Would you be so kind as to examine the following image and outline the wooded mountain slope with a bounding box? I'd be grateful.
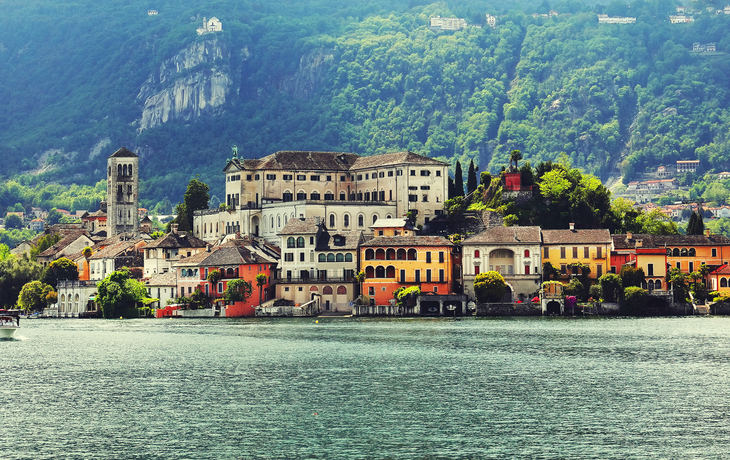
[1,0,730,208]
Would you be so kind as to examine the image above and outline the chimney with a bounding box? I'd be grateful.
[171,223,178,234]
[626,231,632,240]
[706,229,711,237]
[100,201,107,213]
[635,239,643,248]
[569,223,575,231]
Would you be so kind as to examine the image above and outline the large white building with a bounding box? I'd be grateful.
[194,150,449,244]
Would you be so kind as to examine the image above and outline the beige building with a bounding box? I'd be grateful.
[194,150,448,244]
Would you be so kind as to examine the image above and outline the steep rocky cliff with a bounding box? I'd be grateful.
[278,48,334,99]
[136,37,236,132]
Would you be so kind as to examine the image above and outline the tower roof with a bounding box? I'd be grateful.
[109,147,138,158]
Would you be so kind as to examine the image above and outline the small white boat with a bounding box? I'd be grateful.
[0,314,20,339]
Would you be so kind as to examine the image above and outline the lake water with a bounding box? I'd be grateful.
[2,316,730,459]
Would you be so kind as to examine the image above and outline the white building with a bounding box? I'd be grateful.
[197,17,222,35]
[430,16,468,30]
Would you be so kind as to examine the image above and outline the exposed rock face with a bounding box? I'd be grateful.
[278,48,334,98]
[137,37,233,131]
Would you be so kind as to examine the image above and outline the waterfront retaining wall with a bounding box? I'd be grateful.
[476,302,541,316]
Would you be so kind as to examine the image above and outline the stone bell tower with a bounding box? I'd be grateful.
[107,147,139,236]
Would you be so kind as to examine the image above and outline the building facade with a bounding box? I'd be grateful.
[107,147,139,237]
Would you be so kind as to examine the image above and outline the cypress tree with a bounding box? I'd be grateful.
[448,176,456,200]
[455,161,465,197]
[467,159,478,195]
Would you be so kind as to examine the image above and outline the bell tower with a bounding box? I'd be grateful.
[107,147,139,236]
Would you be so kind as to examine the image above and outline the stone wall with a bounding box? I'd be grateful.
[476,302,541,316]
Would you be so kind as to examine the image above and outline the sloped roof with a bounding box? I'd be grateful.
[317,231,363,251]
[463,226,542,244]
[173,250,215,267]
[369,218,414,230]
[612,233,730,249]
[146,272,178,287]
[351,151,448,170]
[226,151,359,172]
[199,244,276,267]
[360,235,454,247]
[541,229,612,245]
[279,217,321,235]
[145,231,207,249]
[89,240,139,260]
[37,231,93,258]
[109,147,138,158]
[710,264,730,275]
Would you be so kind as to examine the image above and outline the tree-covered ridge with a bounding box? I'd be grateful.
[5,0,730,206]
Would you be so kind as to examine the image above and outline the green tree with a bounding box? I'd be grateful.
[31,233,62,261]
[454,161,465,198]
[623,287,648,315]
[207,269,222,295]
[46,208,63,226]
[256,273,267,307]
[4,214,23,230]
[687,211,705,235]
[18,280,54,312]
[355,271,366,298]
[178,177,210,232]
[0,255,42,307]
[474,271,507,303]
[96,269,147,318]
[619,266,645,288]
[40,257,79,289]
[466,159,478,196]
[224,278,253,302]
[599,273,623,303]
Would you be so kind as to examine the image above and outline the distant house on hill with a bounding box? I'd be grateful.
[677,160,700,173]
[597,14,636,23]
[148,10,158,15]
[196,17,222,35]
[429,16,467,30]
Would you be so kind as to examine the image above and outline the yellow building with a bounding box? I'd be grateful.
[541,227,612,281]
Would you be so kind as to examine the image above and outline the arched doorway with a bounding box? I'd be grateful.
[546,300,561,315]
[251,216,260,236]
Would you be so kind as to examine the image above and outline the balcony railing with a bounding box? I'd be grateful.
[276,276,356,284]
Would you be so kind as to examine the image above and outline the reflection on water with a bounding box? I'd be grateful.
[2,317,730,459]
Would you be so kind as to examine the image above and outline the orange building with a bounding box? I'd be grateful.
[611,234,668,291]
[360,235,456,306]
[708,264,730,292]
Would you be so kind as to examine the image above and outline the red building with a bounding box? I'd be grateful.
[196,240,278,316]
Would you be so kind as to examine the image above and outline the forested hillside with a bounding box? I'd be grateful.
[2,0,730,210]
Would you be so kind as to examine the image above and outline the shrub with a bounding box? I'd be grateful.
[474,271,507,303]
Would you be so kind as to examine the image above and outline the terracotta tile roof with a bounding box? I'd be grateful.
[146,272,178,287]
[541,229,612,245]
[89,240,139,260]
[37,231,93,258]
[199,244,276,266]
[350,151,448,170]
[109,147,138,158]
[612,233,730,249]
[173,250,216,267]
[145,231,207,249]
[463,226,542,244]
[317,231,363,251]
[279,217,321,235]
[229,151,359,172]
[361,235,454,247]
[710,264,730,275]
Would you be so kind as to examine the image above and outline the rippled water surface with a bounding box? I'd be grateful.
[2,316,730,459]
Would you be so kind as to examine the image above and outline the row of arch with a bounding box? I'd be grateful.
[318,253,354,262]
[473,249,530,258]
[110,164,134,177]
[180,268,200,278]
[667,248,696,257]
[309,285,348,295]
[365,248,417,261]
[59,293,81,312]
[643,279,663,290]
[282,190,389,202]
[272,213,390,232]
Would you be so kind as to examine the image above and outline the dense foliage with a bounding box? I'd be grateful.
[4,0,730,208]
[96,269,148,318]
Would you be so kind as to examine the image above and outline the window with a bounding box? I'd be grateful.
[596,247,603,258]
[409,195,417,202]
[388,171,394,177]
[439,269,445,282]
[357,174,363,180]
[246,175,252,181]
[266,174,276,180]
[379,172,384,178]
[372,215,378,225]
[287,237,295,248]
[524,250,530,258]
[327,254,335,262]
[415,270,421,283]
[426,269,432,283]
[421,186,430,190]
[310,192,320,200]
[255,174,260,180]
[647,264,654,276]
[283,174,293,181]
[358,215,364,227]
[409,186,418,190]
[596,265,603,277]
[436,170,441,176]
[560,247,566,259]
[345,254,353,263]
[297,174,306,181]
[422,195,428,202]
[397,170,403,176]
[713,248,718,257]
[344,215,350,227]
[340,175,346,181]
[326,175,332,181]
[330,215,335,227]
[410,170,416,176]
[420,170,431,176]
[336,253,344,262]
[318,254,326,263]
[474,265,480,275]
[584,247,589,258]
[340,192,346,201]
[283,192,293,202]
[297,237,305,248]
[426,252,431,263]
[439,252,444,263]
[311,175,320,181]
[300,253,305,262]
[689,262,694,272]
[544,247,549,258]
